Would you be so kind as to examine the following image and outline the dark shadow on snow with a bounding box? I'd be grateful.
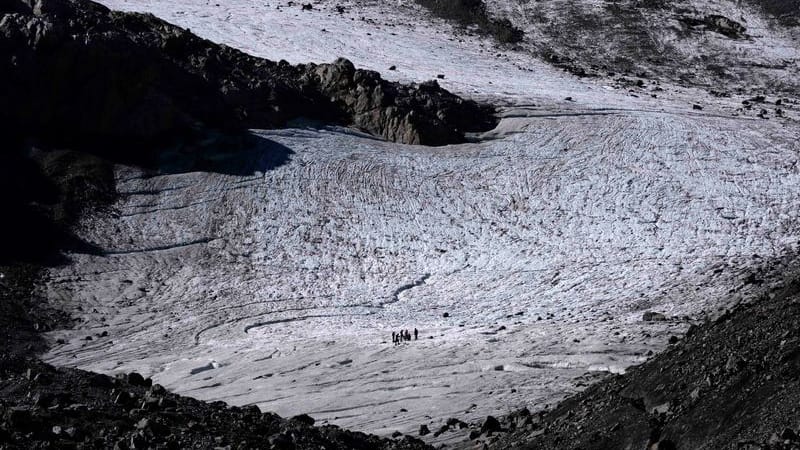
[152,132,295,176]
[0,131,294,265]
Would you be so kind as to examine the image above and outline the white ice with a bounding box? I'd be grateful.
[41,0,800,444]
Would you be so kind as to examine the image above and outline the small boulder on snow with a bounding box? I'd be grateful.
[642,311,666,322]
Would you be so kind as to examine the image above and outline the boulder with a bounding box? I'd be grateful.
[481,415,502,434]
[125,372,150,387]
[642,311,666,322]
[290,413,315,426]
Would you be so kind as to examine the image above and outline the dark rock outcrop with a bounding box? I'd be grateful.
[679,14,747,39]
[0,0,497,269]
[0,0,496,149]
[306,58,494,145]
[414,0,523,44]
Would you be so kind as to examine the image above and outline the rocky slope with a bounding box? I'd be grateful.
[0,0,496,149]
[0,356,433,449]
[421,0,800,96]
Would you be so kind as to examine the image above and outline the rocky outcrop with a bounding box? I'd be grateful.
[679,14,747,39]
[307,58,495,145]
[0,0,496,148]
[0,0,497,265]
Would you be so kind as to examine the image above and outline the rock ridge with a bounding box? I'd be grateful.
[0,0,497,148]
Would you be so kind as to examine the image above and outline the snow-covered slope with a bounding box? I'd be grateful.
[42,0,800,443]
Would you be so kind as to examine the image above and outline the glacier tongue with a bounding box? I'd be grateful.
[41,0,800,442]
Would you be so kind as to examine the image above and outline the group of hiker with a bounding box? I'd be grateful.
[392,328,418,345]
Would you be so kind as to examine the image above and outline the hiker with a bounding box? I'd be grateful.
[414,328,418,340]
[405,330,411,341]
[392,331,396,344]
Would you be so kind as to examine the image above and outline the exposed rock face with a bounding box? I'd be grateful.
[307,58,494,145]
[0,0,496,148]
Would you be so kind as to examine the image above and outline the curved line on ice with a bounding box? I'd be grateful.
[243,313,366,333]
[102,237,216,255]
[379,273,431,308]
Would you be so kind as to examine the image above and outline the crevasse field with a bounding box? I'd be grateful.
[42,0,800,442]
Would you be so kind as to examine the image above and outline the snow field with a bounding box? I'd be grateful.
[41,0,800,443]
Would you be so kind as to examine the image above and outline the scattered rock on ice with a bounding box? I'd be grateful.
[642,311,667,322]
[447,417,468,429]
